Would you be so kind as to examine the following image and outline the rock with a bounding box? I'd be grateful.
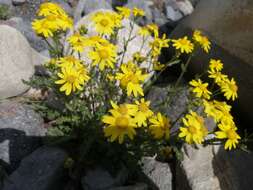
[165,5,183,21]
[12,0,26,6]
[147,84,189,129]
[0,101,46,172]
[7,17,48,51]
[69,9,154,72]
[0,25,48,98]
[176,145,253,190]
[165,0,194,20]
[74,0,112,23]
[169,0,253,125]
[109,183,148,190]
[0,0,12,6]
[81,166,128,190]
[52,0,73,16]
[3,146,68,190]
[141,157,172,190]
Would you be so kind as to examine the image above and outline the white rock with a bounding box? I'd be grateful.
[0,25,47,99]
[165,0,194,16]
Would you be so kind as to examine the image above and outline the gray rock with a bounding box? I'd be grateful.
[141,157,172,190]
[0,25,49,98]
[8,17,47,51]
[0,101,46,171]
[74,0,112,23]
[12,0,26,6]
[3,146,68,190]
[176,145,253,190]
[166,5,183,21]
[0,25,33,98]
[0,0,12,5]
[109,183,148,190]
[169,0,253,125]
[81,166,128,190]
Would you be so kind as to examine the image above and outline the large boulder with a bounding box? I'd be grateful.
[0,25,47,99]
[176,145,253,190]
[168,0,253,124]
[0,101,46,172]
[2,146,68,190]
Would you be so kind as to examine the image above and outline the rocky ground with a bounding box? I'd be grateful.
[1,0,253,190]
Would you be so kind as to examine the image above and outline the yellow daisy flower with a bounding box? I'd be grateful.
[109,101,138,117]
[138,26,150,37]
[88,42,117,71]
[32,19,54,38]
[67,33,87,53]
[172,36,194,54]
[193,30,211,53]
[208,70,228,84]
[203,100,223,123]
[209,59,223,72]
[116,6,131,18]
[55,65,89,96]
[149,113,170,139]
[91,12,115,36]
[150,34,170,57]
[146,23,159,37]
[133,7,145,17]
[189,79,211,99]
[102,102,138,144]
[215,123,240,150]
[37,2,66,17]
[134,98,154,127]
[220,78,238,101]
[115,65,148,97]
[178,111,207,144]
[57,56,82,68]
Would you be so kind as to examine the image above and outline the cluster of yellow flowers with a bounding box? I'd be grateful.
[180,58,239,150]
[102,99,170,143]
[32,2,241,151]
[32,2,73,38]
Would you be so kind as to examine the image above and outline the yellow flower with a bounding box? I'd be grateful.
[67,33,87,53]
[138,26,150,37]
[178,111,207,144]
[116,6,131,18]
[88,42,117,71]
[189,79,211,99]
[55,65,89,96]
[149,113,170,139]
[193,30,211,53]
[150,34,170,57]
[203,100,223,123]
[215,123,240,150]
[91,12,115,36]
[133,7,145,17]
[133,52,146,63]
[109,101,138,117]
[57,56,82,68]
[146,24,159,37]
[220,78,238,101]
[102,102,137,144]
[134,98,153,127]
[172,36,194,54]
[32,19,54,38]
[209,59,223,72]
[208,70,228,84]
[37,2,66,17]
[115,65,148,97]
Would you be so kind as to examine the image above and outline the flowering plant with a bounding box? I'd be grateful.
[28,2,242,176]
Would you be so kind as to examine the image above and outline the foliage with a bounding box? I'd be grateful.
[0,4,10,20]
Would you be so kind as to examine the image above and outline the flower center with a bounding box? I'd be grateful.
[129,74,139,84]
[227,129,237,140]
[139,103,148,112]
[100,19,109,27]
[230,84,238,92]
[118,105,128,115]
[66,75,77,83]
[98,49,109,59]
[115,116,129,129]
[188,125,197,134]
